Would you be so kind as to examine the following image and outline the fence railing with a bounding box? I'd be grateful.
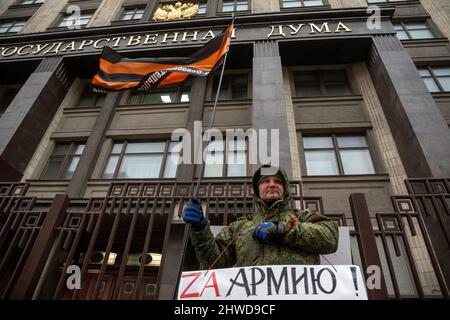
[0,179,448,300]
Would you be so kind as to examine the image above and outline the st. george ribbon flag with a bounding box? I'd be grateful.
[90,23,233,92]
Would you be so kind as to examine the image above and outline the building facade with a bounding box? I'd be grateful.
[0,0,449,300]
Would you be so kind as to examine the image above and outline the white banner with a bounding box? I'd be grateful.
[178,265,367,300]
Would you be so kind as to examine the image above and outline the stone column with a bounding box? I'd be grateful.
[282,67,302,181]
[157,76,207,300]
[420,0,450,40]
[0,0,16,17]
[368,34,450,178]
[0,56,71,181]
[205,0,218,16]
[252,0,280,13]
[86,0,124,28]
[252,40,292,176]
[142,0,159,22]
[66,92,122,198]
[19,0,68,34]
[21,79,83,181]
[352,62,408,195]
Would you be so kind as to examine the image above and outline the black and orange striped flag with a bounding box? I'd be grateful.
[91,23,233,92]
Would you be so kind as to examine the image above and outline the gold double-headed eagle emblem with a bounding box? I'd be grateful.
[153,2,199,21]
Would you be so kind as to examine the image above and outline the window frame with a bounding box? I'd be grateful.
[280,0,326,9]
[118,6,146,21]
[367,0,409,3]
[196,1,208,15]
[0,19,27,33]
[41,142,85,180]
[102,140,181,179]
[207,69,252,101]
[202,137,251,178]
[18,0,45,5]
[76,84,107,107]
[127,79,192,105]
[290,67,355,98]
[301,133,376,176]
[418,65,450,93]
[393,21,435,40]
[53,10,94,29]
[218,0,251,14]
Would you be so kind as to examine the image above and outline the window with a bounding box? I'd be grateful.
[77,86,106,107]
[418,66,450,93]
[0,20,27,33]
[281,0,323,8]
[128,79,191,104]
[394,22,435,40]
[120,7,145,21]
[197,1,207,15]
[367,0,407,3]
[57,12,93,28]
[212,73,249,100]
[20,0,45,4]
[221,0,249,12]
[42,142,85,180]
[204,138,248,177]
[293,69,352,97]
[102,140,182,179]
[303,134,375,176]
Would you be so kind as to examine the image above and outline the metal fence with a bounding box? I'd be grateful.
[0,179,448,300]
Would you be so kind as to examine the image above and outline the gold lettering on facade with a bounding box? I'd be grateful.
[2,46,18,57]
[93,38,111,49]
[161,32,179,43]
[153,2,199,21]
[143,34,158,45]
[309,22,331,33]
[78,40,94,50]
[0,22,357,59]
[61,41,76,52]
[201,30,215,40]
[335,22,352,33]
[17,44,35,56]
[181,31,198,42]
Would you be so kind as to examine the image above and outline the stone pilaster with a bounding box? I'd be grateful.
[252,40,292,176]
[369,34,450,178]
[0,56,71,181]
[19,0,68,34]
[282,67,302,181]
[86,0,124,28]
[21,78,83,181]
[420,0,450,40]
[66,91,121,197]
[0,0,16,17]
[252,0,280,13]
[352,62,408,195]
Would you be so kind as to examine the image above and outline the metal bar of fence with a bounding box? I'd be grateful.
[350,193,389,299]
[9,194,69,299]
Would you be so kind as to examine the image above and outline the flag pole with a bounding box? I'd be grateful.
[174,15,235,299]
[193,15,235,200]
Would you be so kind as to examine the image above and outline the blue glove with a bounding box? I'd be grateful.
[182,198,207,230]
[254,222,285,245]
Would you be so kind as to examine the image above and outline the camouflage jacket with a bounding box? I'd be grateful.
[190,167,339,268]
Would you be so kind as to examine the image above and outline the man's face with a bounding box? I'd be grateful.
[258,176,284,202]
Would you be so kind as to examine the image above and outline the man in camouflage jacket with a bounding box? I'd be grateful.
[182,165,338,268]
